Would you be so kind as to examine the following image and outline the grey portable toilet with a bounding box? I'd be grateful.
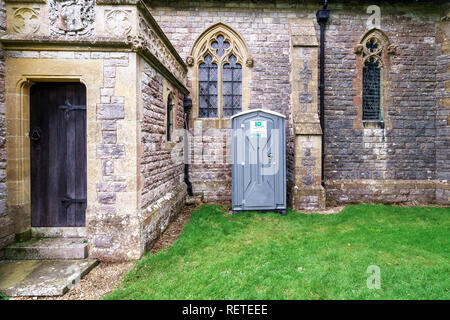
[231,109,286,214]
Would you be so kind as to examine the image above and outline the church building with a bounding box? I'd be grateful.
[0,0,448,261]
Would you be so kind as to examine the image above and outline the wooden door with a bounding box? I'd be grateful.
[30,83,87,227]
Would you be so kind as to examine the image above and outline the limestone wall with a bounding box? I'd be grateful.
[2,51,140,261]
[0,0,14,255]
[0,0,188,261]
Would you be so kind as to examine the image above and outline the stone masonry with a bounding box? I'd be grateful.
[139,60,186,251]
[323,1,448,204]
[151,0,314,205]
[0,0,189,261]
[152,0,449,206]
[290,18,325,210]
[0,0,14,255]
[435,3,450,204]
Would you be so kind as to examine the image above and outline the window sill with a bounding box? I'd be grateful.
[363,121,384,129]
[193,118,232,129]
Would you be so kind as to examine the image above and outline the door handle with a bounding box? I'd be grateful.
[30,127,41,142]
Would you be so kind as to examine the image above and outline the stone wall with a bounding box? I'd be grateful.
[1,49,187,260]
[435,3,449,204]
[151,0,323,203]
[0,0,14,256]
[87,51,140,261]
[0,0,188,261]
[138,59,186,250]
[323,1,446,204]
[151,0,448,206]
[190,125,232,203]
[290,19,324,210]
[2,50,141,261]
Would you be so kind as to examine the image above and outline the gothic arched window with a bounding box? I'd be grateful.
[362,37,383,121]
[189,24,252,122]
[355,29,394,126]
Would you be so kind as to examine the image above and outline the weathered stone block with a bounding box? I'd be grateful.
[97,144,125,159]
[94,235,113,248]
[101,120,117,131]
[98,192,116,204]
[102,159,114,175]
[97,104,124,120]
[102,131,117,144]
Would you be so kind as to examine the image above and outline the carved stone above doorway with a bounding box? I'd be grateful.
[12,7,40,35]
[49,0,95,37]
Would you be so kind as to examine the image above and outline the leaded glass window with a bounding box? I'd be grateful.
[361,37,383,121]
[192,26,250,120]
[222,55,242,117]
[211,35,230,58]
[363,57,381,120]
[198,54,218,118]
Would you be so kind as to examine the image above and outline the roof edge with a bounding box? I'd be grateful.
[230,108,286,120]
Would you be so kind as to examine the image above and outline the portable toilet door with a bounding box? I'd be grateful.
[231,109,286,214]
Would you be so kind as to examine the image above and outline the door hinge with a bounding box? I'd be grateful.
[61,196,86,208]
[58,100,86,116]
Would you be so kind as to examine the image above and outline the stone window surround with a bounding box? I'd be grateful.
[353,28,394,130]
[187,23,252,129]
[163,80,176,148]
[4,59,103,237]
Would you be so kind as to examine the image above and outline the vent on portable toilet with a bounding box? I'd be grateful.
[231,109,286,214]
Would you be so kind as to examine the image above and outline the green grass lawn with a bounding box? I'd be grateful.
[106,204,449,300]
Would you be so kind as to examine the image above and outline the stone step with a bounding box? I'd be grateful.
[2,238,88,260]
[0,259,99,297]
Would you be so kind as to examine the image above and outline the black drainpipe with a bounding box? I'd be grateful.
[183,95,193,196]
[316,0,329,188]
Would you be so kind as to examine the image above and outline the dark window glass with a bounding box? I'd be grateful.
[222,55,242,118]
[198,54,218,118]
[366,39,379,54]
[362,57,381,121]
[167,96,173,141]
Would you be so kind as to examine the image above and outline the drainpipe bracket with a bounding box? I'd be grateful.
[316,9,330,23]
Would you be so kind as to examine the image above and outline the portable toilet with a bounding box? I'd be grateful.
[231,109,286,214]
